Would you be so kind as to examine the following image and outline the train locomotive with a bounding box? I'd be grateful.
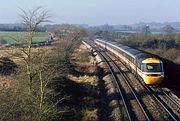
[95,39,164,85]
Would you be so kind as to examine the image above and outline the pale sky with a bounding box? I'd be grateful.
[0,0,179,25]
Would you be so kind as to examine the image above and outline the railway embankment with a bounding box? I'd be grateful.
[61,44,109,121]
[82,41,122,120]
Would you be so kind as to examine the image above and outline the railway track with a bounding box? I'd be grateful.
[97,49,132,121]
[83,40,179,121]
[149,87,180,120]
[86,42,152,120]
[139,82,179,121]
[102,51,153,121]
[157,88,180,109]
[106,48,180,121]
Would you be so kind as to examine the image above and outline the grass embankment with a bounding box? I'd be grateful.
[65,44,102,120]
[0,43,107,121]
[0,45,63,121]
[0,31,49,44]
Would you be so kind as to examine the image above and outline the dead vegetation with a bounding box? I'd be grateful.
[0,17,87,121]
[66,44,100,121]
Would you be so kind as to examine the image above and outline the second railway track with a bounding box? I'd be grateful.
[105,45,180,121]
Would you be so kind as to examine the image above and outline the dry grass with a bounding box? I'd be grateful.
[69,44,98,86]
[0,76,13,89]
[73,44,92,63]
[0,46,54,64]
[0,49,9,57]
[163,49,177,59]
[0,45,54,91]
[82,109,98,121]
[1,43,101,120]
[67,44,100,120]
[69,75,97,86]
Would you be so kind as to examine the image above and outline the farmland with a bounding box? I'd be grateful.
[0,31,49,44]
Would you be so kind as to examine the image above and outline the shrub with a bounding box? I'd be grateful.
[158,39,175,50]
[142,39,158,49]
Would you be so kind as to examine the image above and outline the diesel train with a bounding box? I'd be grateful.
[95,39,164,85]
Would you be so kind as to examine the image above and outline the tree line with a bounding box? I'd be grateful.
[0,24,46,32]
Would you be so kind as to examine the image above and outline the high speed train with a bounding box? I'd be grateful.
[95,39,164,85]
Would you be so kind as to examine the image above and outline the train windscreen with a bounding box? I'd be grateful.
[142,63,162,72]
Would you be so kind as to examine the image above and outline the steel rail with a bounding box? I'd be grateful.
[96,49,132,121]
[105,52,151,121]
[85,40,179,121]
[158,88,180,109]
[145,85,178,121]
[110,49,179,121]
[83,40,132,121]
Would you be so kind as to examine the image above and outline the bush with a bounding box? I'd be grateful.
[121,40,141,48]
[142,39,158,49]
[158,39,175,50]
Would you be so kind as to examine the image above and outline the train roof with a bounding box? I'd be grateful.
[108,40,131,52]
[126,48,142,56]
[95,39,158,61]
[108,41,118,45]
[119,45,130,50]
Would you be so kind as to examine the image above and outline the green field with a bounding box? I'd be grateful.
[0,31,49,44]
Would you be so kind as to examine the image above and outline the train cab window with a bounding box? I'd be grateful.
[142,63,162,72]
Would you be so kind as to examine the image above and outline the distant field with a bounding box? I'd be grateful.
[0,31,49,44]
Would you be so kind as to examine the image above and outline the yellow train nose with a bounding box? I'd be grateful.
[143,75,164,85]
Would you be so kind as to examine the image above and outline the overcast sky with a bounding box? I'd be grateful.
[0,0,179,25]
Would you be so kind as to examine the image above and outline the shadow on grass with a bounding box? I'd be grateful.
[96,67,113,121]
[47,74,100,121]
[0,57,17,75]
[160,58,180,90]
[46,59,113,120]
[69,63,98,77]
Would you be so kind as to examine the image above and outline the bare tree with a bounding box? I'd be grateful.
[18,7,53,121]
[1,7,87,120]
[19,7,73,121]
[20,7,50,92]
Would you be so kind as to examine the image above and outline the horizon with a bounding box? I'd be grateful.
[1,21,180,26]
